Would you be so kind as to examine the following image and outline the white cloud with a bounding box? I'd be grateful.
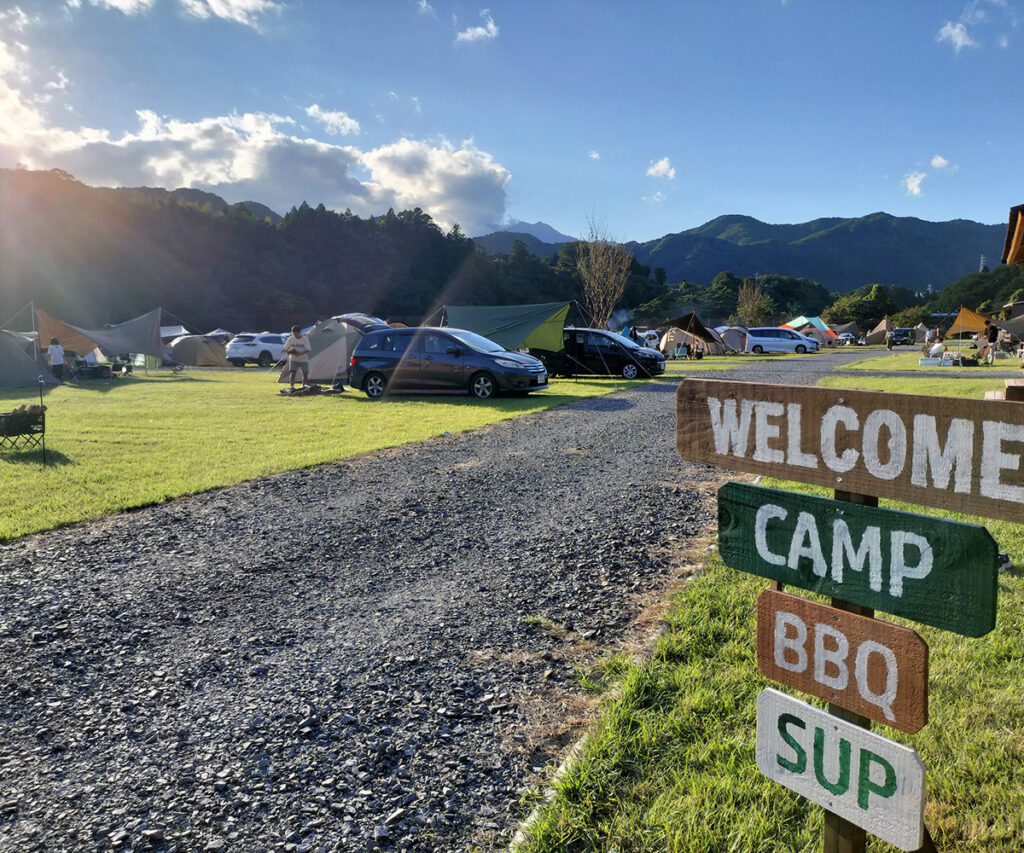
[902,171,926,196]
[411,95,421,114]
[998,33,1010,48]
[646,157,675,180]
[642,191,667,205]
[416,0,434,15]
[455,9,498,42]
[178,0,281,28]
[0,51,509,233]
[930,153,958,171]
[0,6,36,32]
[588,149,600,160]
[305,103,360,136]
[77,0,278,28]
[86,0,157,12]
[936,21,978,52]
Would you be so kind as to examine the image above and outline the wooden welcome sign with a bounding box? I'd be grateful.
[677,378,1024,523]
[674,377,1012,852]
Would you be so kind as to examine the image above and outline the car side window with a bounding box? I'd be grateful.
[380,334,411,353]
[423,333,451,354]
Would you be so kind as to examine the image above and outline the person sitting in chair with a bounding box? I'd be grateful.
[928,336,945,359]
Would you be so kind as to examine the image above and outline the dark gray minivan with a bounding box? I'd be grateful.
[349,327,549,399]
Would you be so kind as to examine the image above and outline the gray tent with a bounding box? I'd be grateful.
[0,331,58,389]
[277,318,364,384]
[717,326,748,352]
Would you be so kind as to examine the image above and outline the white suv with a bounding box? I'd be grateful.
[745,327,820,354]
[226,332,288,367]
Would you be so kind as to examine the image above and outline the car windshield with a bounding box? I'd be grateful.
[446,330,505,353]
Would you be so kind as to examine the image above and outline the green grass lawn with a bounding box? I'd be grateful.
[839,350,1022,372]
[0,368,641,541]
[517,374,1024,852]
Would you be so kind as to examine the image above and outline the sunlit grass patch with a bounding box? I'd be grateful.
[0,369,640,541]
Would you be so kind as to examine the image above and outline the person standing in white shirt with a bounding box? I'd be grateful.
[47,337,65,381]
[283,325,312,390]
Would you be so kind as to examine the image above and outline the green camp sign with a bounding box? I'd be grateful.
[718,482,998,637]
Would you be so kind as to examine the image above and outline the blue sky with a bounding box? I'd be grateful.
[0,1,1020,241]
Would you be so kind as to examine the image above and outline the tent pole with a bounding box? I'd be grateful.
[31,301,39,364]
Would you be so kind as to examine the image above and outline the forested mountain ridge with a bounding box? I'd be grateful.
[0,168,664,331]
[627,212,1004,293]
[0,167,1011,334]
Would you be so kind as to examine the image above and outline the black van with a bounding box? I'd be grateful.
[531,327,666,379]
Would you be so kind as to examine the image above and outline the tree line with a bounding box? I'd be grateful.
[2,168,1018,336]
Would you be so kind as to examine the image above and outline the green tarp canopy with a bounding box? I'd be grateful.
[443,302,571,351]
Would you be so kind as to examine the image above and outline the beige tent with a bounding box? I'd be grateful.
[659,327,726,356]
[169,335,229,366]
[865,317,893,345]
[797,326,835,347]
[913,322,929,344]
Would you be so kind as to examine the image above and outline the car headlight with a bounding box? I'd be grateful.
[494,358,524,369]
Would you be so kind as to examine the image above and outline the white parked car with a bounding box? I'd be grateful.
[837,332,857,345]
[226,332,288,367]
[744,327,820,354]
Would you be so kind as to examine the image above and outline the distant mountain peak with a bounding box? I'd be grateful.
[486,220,577,244]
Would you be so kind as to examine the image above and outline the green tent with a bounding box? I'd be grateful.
[443,302,571,351]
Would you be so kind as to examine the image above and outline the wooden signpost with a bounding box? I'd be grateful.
[677,377,1024,523]
[720,482,999,637]
[756,689,927,851]
[675,377,1011,852]
[757,589,929,733]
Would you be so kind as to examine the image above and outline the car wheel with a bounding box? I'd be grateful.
[257,351,272,368]
[363,372,387,399]
[752,345,764,354]
[621,362,640,380]
[230,359,245,368]
[470,372,496,399]
[796,345,807,354]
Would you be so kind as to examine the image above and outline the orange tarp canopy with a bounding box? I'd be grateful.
[945,305,989,337]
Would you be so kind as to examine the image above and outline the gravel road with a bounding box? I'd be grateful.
[0,350,878,853]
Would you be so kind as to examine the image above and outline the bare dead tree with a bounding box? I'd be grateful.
[575,217,633,330]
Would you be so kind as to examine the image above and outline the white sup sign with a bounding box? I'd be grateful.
[756,689,926,851]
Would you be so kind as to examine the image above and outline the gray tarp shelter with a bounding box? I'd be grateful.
[443,302,571,351]
[0,331,58,389]
[36,307,164,358]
